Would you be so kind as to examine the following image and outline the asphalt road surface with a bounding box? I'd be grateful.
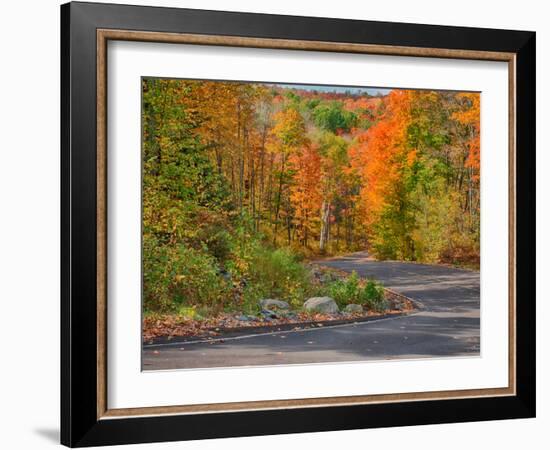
[142,252,480,370]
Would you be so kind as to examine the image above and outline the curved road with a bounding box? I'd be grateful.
[143,252,480,370]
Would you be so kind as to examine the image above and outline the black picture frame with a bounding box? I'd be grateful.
[61,1,535,447]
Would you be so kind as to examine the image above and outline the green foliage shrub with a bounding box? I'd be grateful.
[196,222,234,263]
[242,247,314,310]
[363,280,387,311]
[143,237,229,313]
[143,236,173,312]
[325,271,360,307]
[324,271,386,311]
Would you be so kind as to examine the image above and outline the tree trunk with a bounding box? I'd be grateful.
[319,200,330,252]
[273,154,286,244]
[257,126,267,230]
[304,212,309,248]
[267,154,274,224]
[287,213,292,245]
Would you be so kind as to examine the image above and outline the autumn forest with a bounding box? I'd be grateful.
[142,79,480,316]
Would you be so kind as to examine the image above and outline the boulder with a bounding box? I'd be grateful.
[344,304,363,314]
[282,312,297,320]
[259,299,290,310]
[310,267,323,280]
[236,314,254,322]
[219,269,232,281]
[320,272,339,283]
[389,298,405,311]
[303,296,339,314]
[260,309,279,319]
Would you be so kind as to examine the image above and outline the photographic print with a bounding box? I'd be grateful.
[141,78,481,370]
[62,5,534,444]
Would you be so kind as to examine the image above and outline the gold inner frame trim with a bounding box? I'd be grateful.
[96,28,517,420]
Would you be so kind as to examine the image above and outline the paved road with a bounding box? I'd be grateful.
[142,252,480,370]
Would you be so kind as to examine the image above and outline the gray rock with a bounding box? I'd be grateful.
[279,311,297,320]
[310,268,323,280]
[219,269,232,281]
[320,273,338,283]
[389,298,405,310]
[344,304,363,314]
[260,309,279,319]
[236,314,253,322]
[259,299,290,310]
[373,299,390,312]
[303,296,339,314]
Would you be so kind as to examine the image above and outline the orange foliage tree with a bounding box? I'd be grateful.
[349,90,413,230]
[288,141,322,247]
[453,93,481,180]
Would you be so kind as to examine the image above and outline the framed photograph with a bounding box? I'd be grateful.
[61,1,535,447]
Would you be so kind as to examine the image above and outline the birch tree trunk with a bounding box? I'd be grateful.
[319,200,330,252]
